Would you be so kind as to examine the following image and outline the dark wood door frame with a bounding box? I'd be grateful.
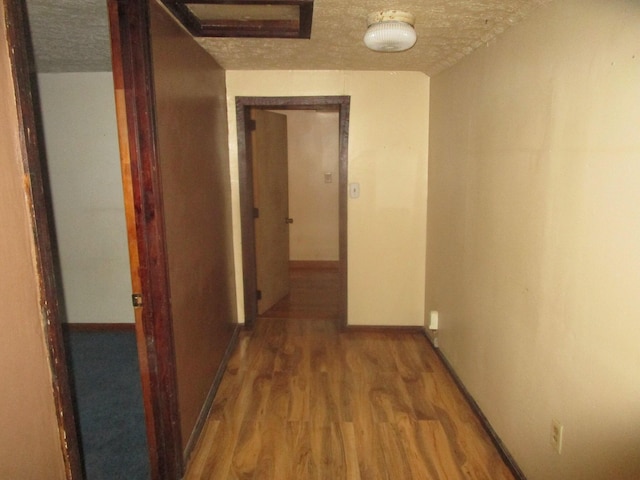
[236,96,350,329]
[8,0,190,478]
[3,1,82,477]
[107,1,183,478]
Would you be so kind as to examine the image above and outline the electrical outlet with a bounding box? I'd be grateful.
[429,310,439,330]
[551,419,564,454]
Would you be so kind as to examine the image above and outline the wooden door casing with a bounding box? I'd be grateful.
[236,96,350,329]
[107,1,182,477]
[3,1,82,477]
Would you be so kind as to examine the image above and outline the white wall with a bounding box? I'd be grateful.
[426,1,640,478]
[227,71,430,326]
[38,72,133,324]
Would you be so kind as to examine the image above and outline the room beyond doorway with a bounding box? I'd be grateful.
[260,264,340,320]
[236,96,350,329]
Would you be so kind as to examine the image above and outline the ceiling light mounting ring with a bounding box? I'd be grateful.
[364,9,417,53]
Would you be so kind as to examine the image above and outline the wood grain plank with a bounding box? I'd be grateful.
[183,268,517,480]
[378,422,414,479]
[230,421,262,479]
[184,420,221,479]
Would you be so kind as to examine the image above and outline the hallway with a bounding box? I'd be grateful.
[184,269,515,479]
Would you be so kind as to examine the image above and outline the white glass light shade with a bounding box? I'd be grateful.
[364,20,416,52]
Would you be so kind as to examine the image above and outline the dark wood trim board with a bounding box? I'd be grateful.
[423,331,528,480]
[344,325,426,334]
[182,325,241,463]
[63,323,136,332]
[289,260,339,270]
[107,0,183,477]
[3,1,82,477]
[161,0,314,39]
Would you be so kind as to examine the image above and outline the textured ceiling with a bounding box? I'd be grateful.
[197,0,551,75]
[27,0,113,73]
[27,0,552,75]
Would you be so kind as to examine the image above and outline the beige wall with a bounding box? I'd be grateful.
[426,1,640,478]
[150,0,237,445]
[277,110,340,261]
[0,6,66,478]
[38,72,133,324]
[227,71,429,326]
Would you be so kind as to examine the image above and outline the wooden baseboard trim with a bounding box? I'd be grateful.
[183,324,240,463]
[422,331,527,480]
[344,325,425,334]
[289,260,339,270]
[63,323,136,332]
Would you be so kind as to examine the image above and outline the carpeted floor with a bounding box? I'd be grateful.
[64,329,150,479]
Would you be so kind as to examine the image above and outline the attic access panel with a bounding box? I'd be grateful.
[161,0,314,38]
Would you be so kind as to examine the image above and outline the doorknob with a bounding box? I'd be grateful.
[285,218,294,224]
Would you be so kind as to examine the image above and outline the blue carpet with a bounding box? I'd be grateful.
[65,330,150,479]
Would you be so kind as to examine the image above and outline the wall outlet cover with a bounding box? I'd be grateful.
[551,419,564,454]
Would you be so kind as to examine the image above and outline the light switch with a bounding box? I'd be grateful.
[349,183,360,199]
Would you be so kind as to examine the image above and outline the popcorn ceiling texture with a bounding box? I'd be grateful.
[199,0,552,75]
[27,0,551,74]
[27,0,113,72]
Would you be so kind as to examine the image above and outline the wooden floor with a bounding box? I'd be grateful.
[184,269,515,480]
[260,265,340,320]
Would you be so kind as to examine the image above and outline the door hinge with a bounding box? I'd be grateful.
[132,293,143,308]
[253,207,260,219]
[248,119,256,131]
[256,290,262,301]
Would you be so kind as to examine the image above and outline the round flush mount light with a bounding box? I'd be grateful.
[364,10,417,52]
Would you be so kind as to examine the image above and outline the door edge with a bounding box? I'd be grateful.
[107,1,183,477]
[3,0,82,477]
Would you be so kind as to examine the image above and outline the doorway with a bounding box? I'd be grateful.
[8,1,206,478]
[236,96,350,329]
[25,5,150,480]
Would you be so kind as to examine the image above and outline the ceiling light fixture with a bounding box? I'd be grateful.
[364,10,416,52]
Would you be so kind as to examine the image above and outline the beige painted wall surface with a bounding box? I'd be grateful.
[38,72,133,324]
[279,110,339,261]
[0,7,66,478]
[227,71,429,326]
[426,1,640,478]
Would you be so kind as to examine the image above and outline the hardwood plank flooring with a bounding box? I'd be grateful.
[260,265,340,320]
[184,269,514,480]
